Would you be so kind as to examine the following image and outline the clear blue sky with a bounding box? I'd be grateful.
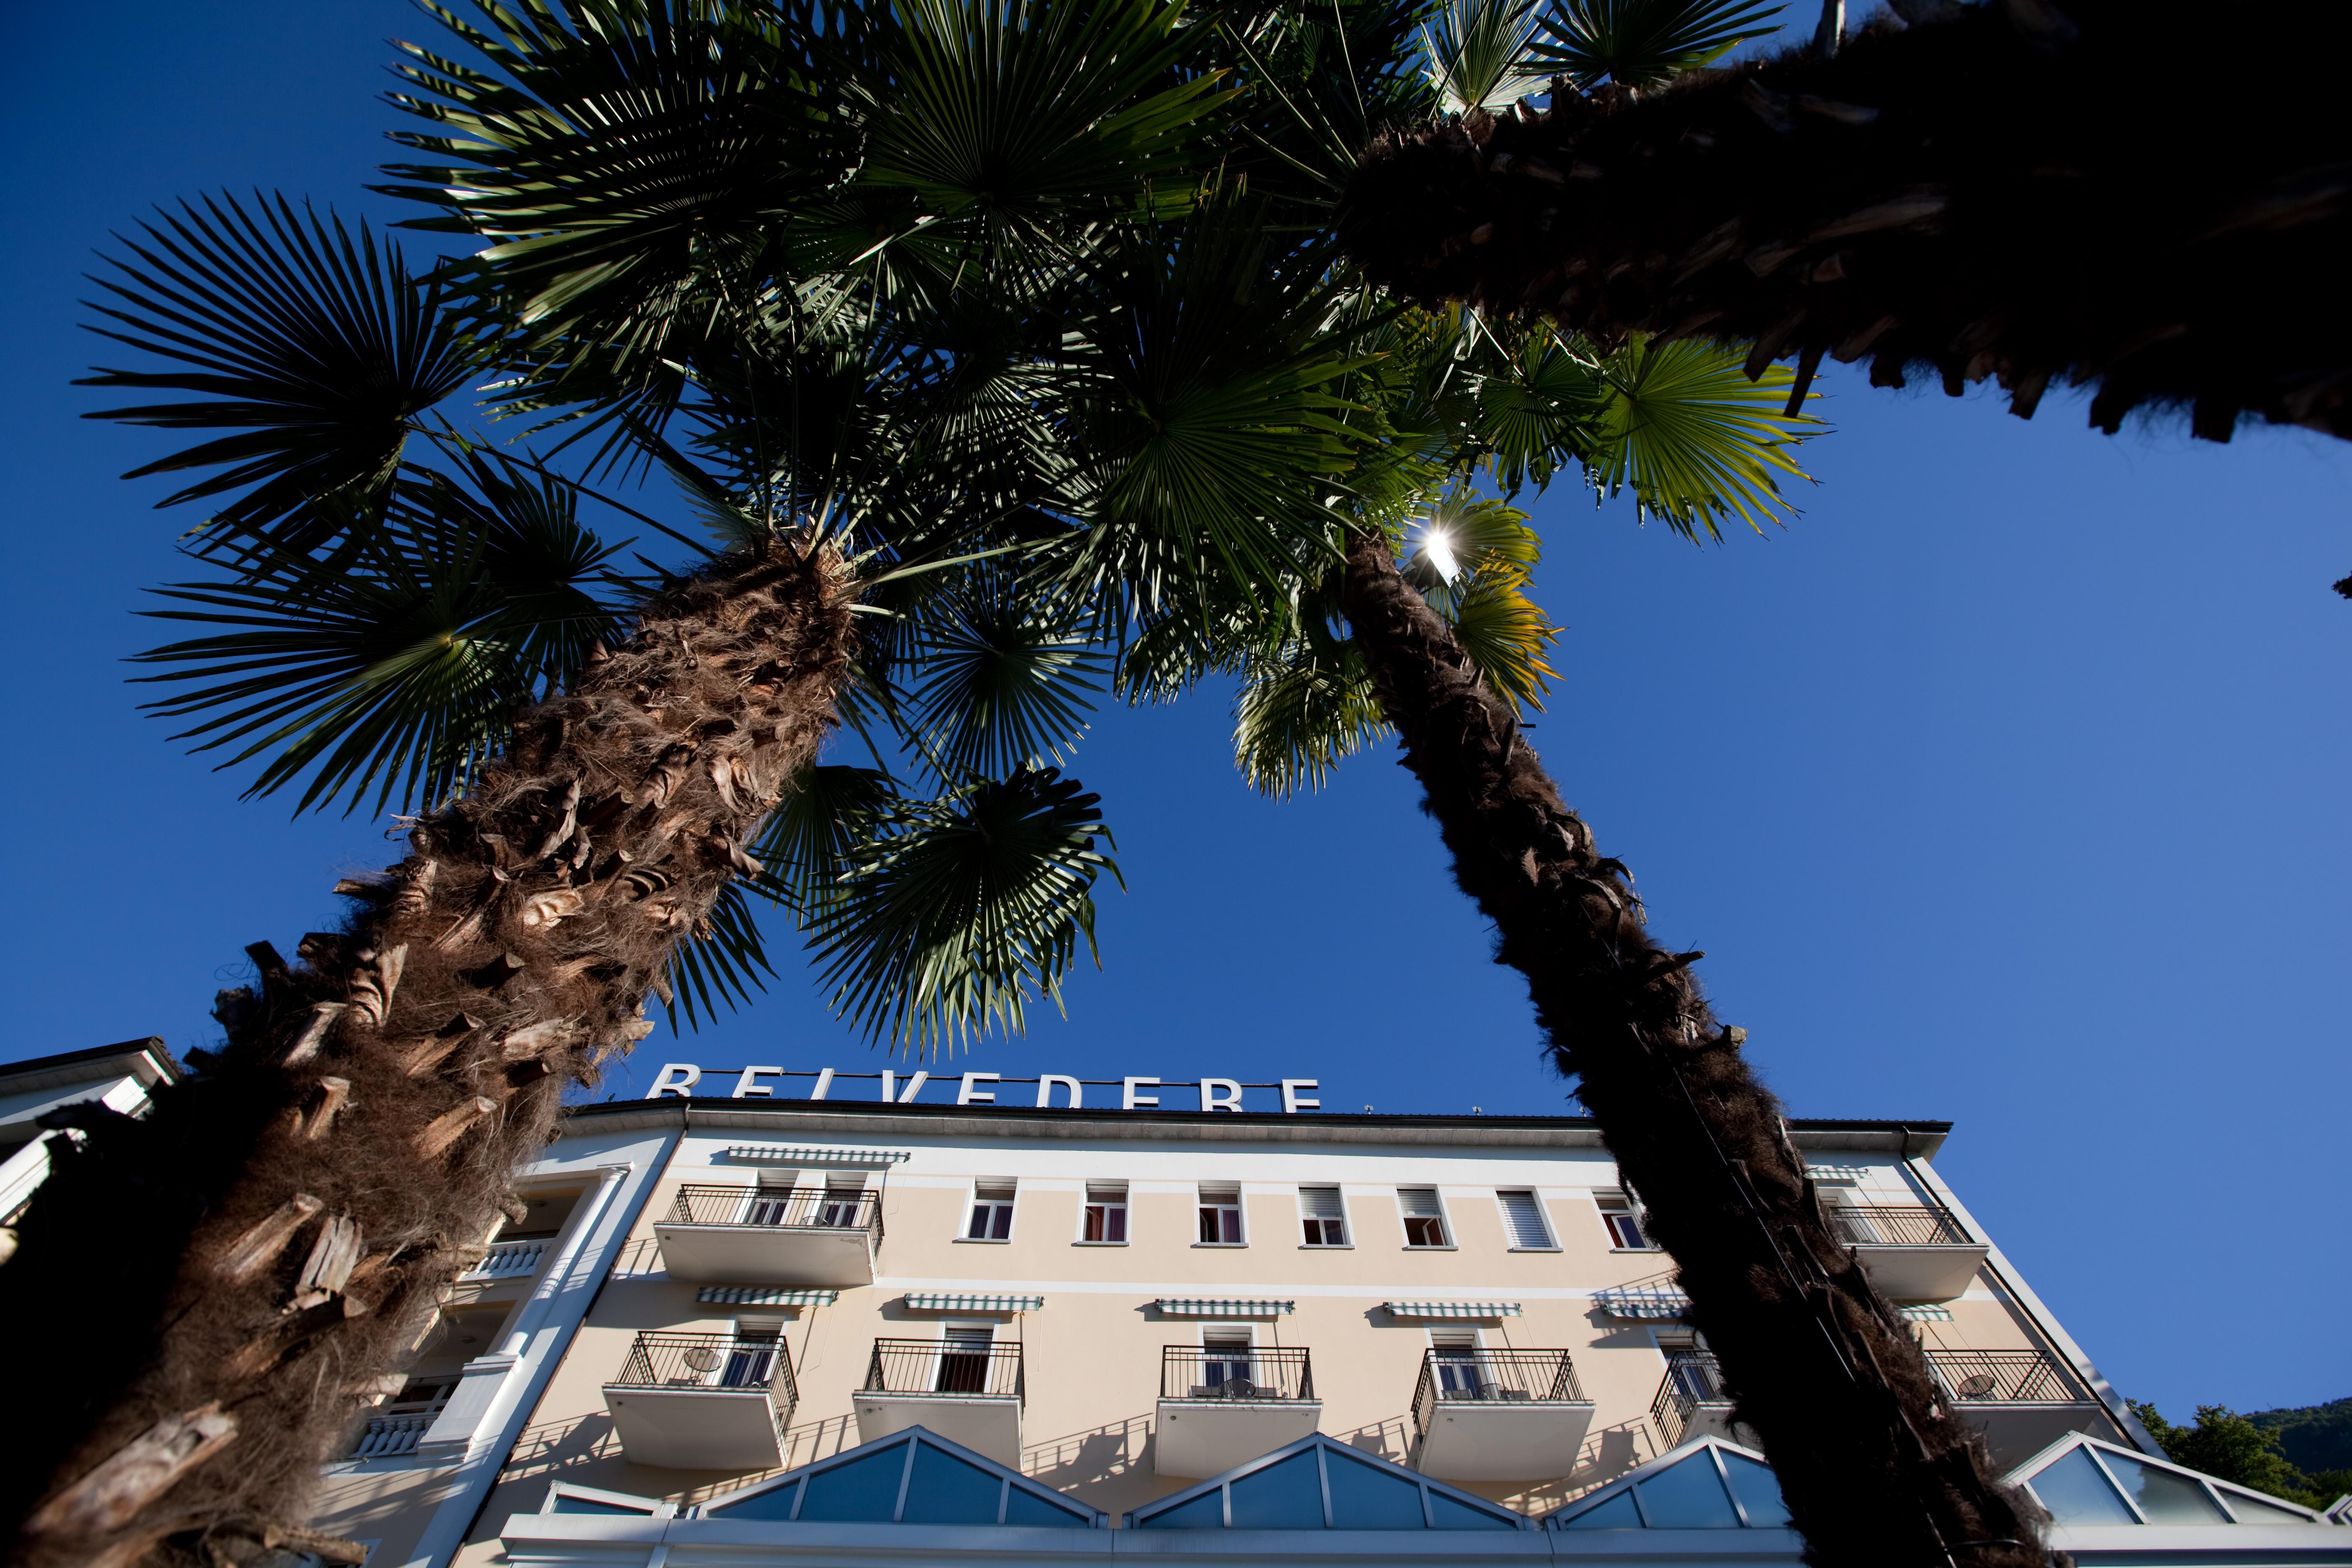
[4,4,2345,1422]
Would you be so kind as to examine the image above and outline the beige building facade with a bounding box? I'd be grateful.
[302,1084,2350,1568]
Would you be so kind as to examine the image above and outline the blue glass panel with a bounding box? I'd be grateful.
[797,1442,912,1522]
[1635,1455,1740,1528]
[2218,1490,2314,1524]
[900,1442,1006,1524]
[1137,1489,1228,1529]
[1228,1452,1326,1529]
[1005,1487,1093,1528]
[1323,1450,1427,1529]
[551,1494,655,1516]
[2027,1449,2136,1526]
[1721,1453,1791,1528]
[2097,1454,2227,1524]
[706,1481,800,1521]
[1557,1490,1644,1529]
[1427,1491,1519,1530]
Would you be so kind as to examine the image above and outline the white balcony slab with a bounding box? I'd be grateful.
[603,1384,784,1470]
[853,1392,1023,1467]
[1154,1398,1323,1479]
[1953,1401,2117,1467]
[1851,1243,1989,1303]
[1415,1398,1596,1481]
[653,1221,874,1286]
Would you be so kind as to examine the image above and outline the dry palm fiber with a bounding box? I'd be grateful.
[1336,526,2049,1568]
[0,539,854,1568]
[1338,0,2352,441]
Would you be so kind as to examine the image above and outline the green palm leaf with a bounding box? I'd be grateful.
[1582,335,1812,538]
[660,880,778,1032]
[905,570,1107,781]
[1524,0,1785,90]
[1233,640,1389,798]
[77,192,475,557]
[1424,0,1545,114]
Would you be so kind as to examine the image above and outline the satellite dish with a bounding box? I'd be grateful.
[683,1346,722,1373]
[1954,1373,1997,1399]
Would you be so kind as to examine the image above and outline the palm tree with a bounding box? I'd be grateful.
[1,3,1363,1560]
[1338,0,2352,446]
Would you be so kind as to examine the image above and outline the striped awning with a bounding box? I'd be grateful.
[1155,1298,1294,1318]
[1383,1301,1522,1320]
[1594,1287,1692,1319]
[902,1293,1042,1313]
[725,1145,909,1166]
[1803,1163,1869,1184]
[1898,1304,1953,1322]
[697,1286,839,1307]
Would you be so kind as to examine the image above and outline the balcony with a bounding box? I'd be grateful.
[603,1331,797,1470]
[852,1338,1024,1466]
[1828,1204,1988,1303]
[1155,1346,1320,1479]
[1410,1349,1594,1481]
[346,1376,455,1461]
[653,1184,882,1287]
[1651,1351,1745,1451]
[1929,1349,2112,1464]
[459,1238,547,1282]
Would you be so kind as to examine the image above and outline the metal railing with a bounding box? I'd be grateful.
[1650,1351,1732,1451]
[1160,1345,1315,1403]
[607,1331,798,1430]
[1411,1349,1586,1445]
[1828,1204,1972,1247]
[462,1238,548,1280]
[666,1184,883,1241]
[864,1337,1024,1403]
[1927,1349,2084,1404]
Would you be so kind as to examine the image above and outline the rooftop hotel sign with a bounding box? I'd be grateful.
[646,1065,1323,1114]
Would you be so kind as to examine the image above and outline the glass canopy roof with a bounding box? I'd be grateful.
[1127,1434,1529,1530]
[694,1427,1101,1528]
[2014,1435,2333,1529]
[1549,1437,1792,1530]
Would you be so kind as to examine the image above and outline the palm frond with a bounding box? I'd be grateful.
[905,570,1108,782]
[1424,0,1545,114]
[1436,571,1558,712]
[805,768,1119,1052]
[659,881,776,1033]
[1233,640,1389,798]
[1583,336,1813,538]
[77,191,475,557]
[1524,0,1785,90]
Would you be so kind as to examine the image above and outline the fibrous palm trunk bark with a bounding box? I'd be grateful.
[0,539,854,1568]
[1338,527,2048,1568]
[1338,0,2352,443]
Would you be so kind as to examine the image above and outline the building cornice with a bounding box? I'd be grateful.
[0,1037,180,1097]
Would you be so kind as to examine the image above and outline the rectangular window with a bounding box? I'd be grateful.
[936,1325,994,1393]
[1429,1326,1484,1397]
[1200,1328,1254,1390]
[1300,1185,1349,1246]
[1197,1183,1244,1245]
[1498,1189,1555,1250]
[1398,1187,1450,1248]
[966,1180,1016,1240]
[1599,1191,1655,1250]
[1083,1182,1128,1243]
[817,1173,865,1228]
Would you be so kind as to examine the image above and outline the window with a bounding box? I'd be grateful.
[746,1174,798,1226]
[966,1180,1016,1240]
[1599,1191,1655,1250]
[1398,1187,1450,1248]
[817,1173,865,1228]
[1429,1326,1484,1397]
[936,1325,994,1393]
[1497,1190,1555,1250]
[1299,1186,1349,1246]
[1082,1182,1128,1243]
[1200,1328,1254,1390]
[1197,1183,1244,1245]
[720,1318,785,1389]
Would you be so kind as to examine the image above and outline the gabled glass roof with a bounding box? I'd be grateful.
[2009,1434,2333,1529]
[1126,1434,1529,1531]
[693,1426,1100,1528]
[1547,1437,1792,1531]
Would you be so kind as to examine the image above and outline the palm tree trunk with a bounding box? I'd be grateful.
[1337,0,2352,443]
[0,539,856,1568]
[1337,527,2049,1568]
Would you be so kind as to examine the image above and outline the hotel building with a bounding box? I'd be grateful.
[30,1056,2338,1567]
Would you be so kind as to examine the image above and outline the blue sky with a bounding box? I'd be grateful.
[4,3,2345,1422]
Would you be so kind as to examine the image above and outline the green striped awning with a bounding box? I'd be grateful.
[1383,1301,1522,1319]
[1898,1304,1953,1321]
[1155,1299,1293,1318]
[1594,1287,1691,1319]
[902,1293,1042,1312]
[696,1286,839,1307]
[725,1145,909,1166]
[1803,1163,1869,1184]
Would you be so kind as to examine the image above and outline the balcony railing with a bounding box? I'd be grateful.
[1927,1349,2084,1404]
[1160,1345,1315,1403]
[1650,1351,1733,1451]
[610,1331,797,1421]
[667,1184,883,1240]
[1411,1349,1586,1442]
[462,1237,548,1280]
[864,1337,1024,1403]
[1828,1204,1971,1247]
[346,1376,456,1459]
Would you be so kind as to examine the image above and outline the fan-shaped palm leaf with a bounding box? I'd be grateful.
[1524,0,1785,90]
[905,570,1107,781]
[1583,335,1810,537]
[1424,0,1545,114]
[1233,640,1389,798]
